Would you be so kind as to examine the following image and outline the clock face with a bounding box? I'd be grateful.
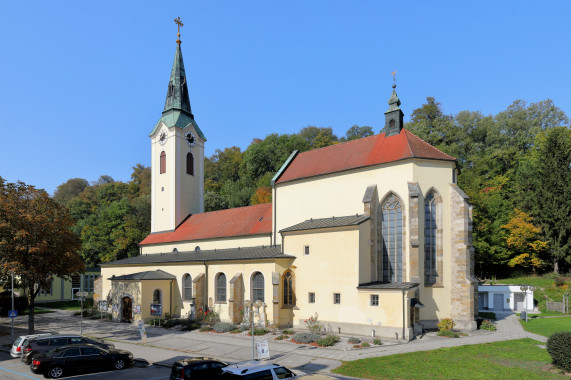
[185,131,196,147]
[159,131,168,146]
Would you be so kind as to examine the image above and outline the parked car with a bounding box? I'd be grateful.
[30,344,134,378]
[21,335,114,365]
[170,357,228,379]
[10,334,51,358]
[221,361,297,379]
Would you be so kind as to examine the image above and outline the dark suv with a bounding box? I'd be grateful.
[21,335,114,364]
[170,357,228,380]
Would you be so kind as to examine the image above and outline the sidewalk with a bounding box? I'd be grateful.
[0,310,547,374]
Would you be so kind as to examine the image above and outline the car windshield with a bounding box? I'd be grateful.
[13,338,22,346]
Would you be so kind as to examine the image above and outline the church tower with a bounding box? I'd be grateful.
[149,19,206,233]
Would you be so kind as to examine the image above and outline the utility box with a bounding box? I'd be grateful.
[520,312,527,320]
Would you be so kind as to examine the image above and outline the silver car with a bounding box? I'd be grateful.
[10,334,51,358]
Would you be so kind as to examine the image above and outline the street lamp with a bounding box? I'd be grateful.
[519,285,536,322]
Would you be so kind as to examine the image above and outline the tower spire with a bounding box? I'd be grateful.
[163,17,193,117]
[383,72,404,136]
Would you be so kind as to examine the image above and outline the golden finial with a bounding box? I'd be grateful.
[392,70,396,88]
[174,17,184,44]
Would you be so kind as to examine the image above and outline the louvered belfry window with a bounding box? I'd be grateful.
[216,273,226,302]
[160,151,166,174]
[382,194,403,283]
[252,272,264,302]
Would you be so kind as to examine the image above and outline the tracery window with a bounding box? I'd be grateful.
[381,193,403,283]
[216,273,226,302]
[283,271,294,306]
[183,274,192,301]
[425,190,441,285]
[251,272,264,302]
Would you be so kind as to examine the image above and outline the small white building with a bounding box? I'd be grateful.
[478,285,535,312]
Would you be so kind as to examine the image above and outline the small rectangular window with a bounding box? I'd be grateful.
[304,246,310,255]
[308,292,315,303]
[333,293,341,304]
[370,294,379,306]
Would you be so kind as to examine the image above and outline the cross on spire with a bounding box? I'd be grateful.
[174,17,184,44]
[392,70,396,88]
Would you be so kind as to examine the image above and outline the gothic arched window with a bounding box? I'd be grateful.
[216,273,226,302]
[160,151,166,174]
[187,152,194,175]
[183,274,192,301]
[381,193,403,283]
[283,271,294,306]
[252,272,264,302]
[424,190,442,285]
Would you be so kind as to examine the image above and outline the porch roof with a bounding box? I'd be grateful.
[357,281,419,290]
[109,269,176,281]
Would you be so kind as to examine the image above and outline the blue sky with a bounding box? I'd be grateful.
[1,1,570,195]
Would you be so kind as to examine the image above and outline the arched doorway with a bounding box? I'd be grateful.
[122,296,132,323]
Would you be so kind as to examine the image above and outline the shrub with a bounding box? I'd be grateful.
[554,276,566,287]
[292,332,320,343]
[437,329,460,338]
[203,307,221,326]
[231,328,242,334]
[182,320,201,331]
[480,319,497,331]
[373,338,382,345]
[478,312,496,320]
[275,335,287,340]
[547,331,571,372]
[213,322,237,332]
[248,328,269,336]
[199,325,213,332]
[282,329,295,335]
[304,313,323,334]
[317,334,340,347]
[437,318,456,332]
[361,342,370,347]
[163,318,183,328]
[347,337,361,344]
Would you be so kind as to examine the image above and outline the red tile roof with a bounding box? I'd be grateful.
[275,129,456,184]
[140,203,272,245]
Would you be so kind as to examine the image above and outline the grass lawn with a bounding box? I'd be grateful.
[495,274,570,313]
[520,316,571,337]
[333,339,567,379]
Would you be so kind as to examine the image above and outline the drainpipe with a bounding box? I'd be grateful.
[203,261,208,310]
[273,187,277,246]
[170,279,173,317]
[402,289,406,341]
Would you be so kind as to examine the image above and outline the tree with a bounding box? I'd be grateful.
[53,178,89,206]
[501,209,548,270]
[0,180,84,334]
[516,127,571,273]
[342,125,374,141]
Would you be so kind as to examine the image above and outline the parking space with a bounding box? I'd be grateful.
[0,352,170,380]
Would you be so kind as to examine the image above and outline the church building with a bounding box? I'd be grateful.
[100,31,477,340]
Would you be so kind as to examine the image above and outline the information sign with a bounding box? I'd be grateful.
[256,339,270,360]
[150,304,162,316]
[8,310,17,318]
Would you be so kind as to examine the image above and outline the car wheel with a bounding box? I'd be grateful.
[113,359,126,370]
[48,366,64,379]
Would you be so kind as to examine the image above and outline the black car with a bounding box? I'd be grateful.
[30,344,134,378]
[21,335,114,365]
[170,357,228,380]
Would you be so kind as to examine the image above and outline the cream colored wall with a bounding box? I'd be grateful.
[151,122,205,233]
[274,161,414,236]
[358,222,372,284]
[412,159,456,321]
[141,234,272,255]
[141,280,174,319]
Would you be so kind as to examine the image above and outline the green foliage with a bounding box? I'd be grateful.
[554,276,566,287]
[437,330,460,338]
[520,316,571,338]
[347,337,361,344]
[281,329,295,335]
[334,339,566,379]
[373,338,382,345]
[248,328,269,336]
[203,307,221,327]
[496,274,570,313]
[317,334,340,346]
[437,318,456,332]
[547,331,571,372]
[292,332,320,343]
[199,325,213,332]
[213,322,237,332]
[341,125,373,141]
[480,320,497,331]
[361,342,371,347]
[303,313,323,334]
[275,335,287,340]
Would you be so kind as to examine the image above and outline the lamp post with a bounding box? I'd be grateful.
[519,285,536,322]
